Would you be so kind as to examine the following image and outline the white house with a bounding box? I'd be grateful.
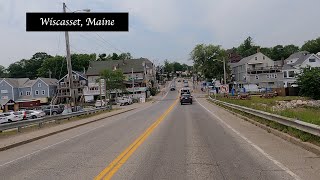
[282,51,320,87]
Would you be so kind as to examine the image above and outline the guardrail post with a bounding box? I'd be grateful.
[17,126,22,133]
[38,122,43,128]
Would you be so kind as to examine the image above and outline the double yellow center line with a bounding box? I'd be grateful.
[95,98,179,180]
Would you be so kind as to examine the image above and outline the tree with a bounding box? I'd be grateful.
[297,67,320,100]
[237,36,260,57]
[37,55,66,79]
[0,65,7,78]
[118,52,132,60]
[190,44,229,81]
[301,37,320,54]
[99,69,126,102]
[163,60,174,73]
[7,60,26,78]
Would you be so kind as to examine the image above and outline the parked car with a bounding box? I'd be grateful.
[2,112,25,122]
[95,99,108,108]
[118,97,133,106]
[180,93,193,105]
[0,114,8,124]
[42,105,64,115]
[25,110,46,119]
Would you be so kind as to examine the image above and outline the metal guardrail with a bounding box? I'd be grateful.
[208,96,320,137]
[0,106,111,132]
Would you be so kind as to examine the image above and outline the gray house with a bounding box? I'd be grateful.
[230,52,284,92]
[282,51,320,87]
[0,78,58,106]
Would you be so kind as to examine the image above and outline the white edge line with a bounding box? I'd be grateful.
[195,97,301,180]
[0,103,156,168]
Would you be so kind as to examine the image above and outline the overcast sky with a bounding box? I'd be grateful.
[0,0,319,67]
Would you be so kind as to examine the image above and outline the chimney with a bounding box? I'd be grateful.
[257,48,260,53]
[281,57,285,66]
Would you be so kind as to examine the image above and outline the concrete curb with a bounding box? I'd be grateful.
[0,108,137,152]
[207,99,320,156]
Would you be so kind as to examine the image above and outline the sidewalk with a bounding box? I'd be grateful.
[0,101,153,151]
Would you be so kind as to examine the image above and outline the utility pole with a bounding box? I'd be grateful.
[132,68,135,98]
[63,2,76,110]
[48,70,52,78]
[99,79,102,107]
[223,57,227,85]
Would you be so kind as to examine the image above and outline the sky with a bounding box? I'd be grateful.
[0,0,320,67]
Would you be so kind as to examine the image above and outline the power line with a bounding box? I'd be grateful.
[94,33,124,53]
[75,33,114,53]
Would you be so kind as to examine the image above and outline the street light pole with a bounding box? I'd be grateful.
[63,3,76,110]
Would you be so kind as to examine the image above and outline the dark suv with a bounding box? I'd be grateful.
[180,94,193,105]
[42,105,64,115]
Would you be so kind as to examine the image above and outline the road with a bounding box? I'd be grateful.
[0,80,319,180]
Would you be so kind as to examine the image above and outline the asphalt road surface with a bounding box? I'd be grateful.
[0,80,319,180]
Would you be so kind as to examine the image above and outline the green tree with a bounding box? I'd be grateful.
[163,60,174,73]
[297,67,320,100]
[118,52,132,60]
[37,56,66,79]
[190,44,229,81]
[172,62,183,72]
[301,37,320,54]
[237,36,260,57]
[99,69,126,102]
[7,60,26,78]
[0,65,7,78]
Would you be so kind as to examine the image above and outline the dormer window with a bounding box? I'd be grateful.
[38,83,41,87]
[309,58,316,62]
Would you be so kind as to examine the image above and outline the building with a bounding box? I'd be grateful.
[0,77,58,111]
[53,70,88,105]
[84,58,156,102]
[282,51,320,87]
[230,52,284,92]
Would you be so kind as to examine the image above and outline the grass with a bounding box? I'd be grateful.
[210,100,320,146]
[214,95,320,125]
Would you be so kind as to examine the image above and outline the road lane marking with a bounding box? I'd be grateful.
[0,104,156,168]
[195,97,301,180]
[95,98,179,180]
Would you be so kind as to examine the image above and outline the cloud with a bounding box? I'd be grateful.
[0,0,320,68]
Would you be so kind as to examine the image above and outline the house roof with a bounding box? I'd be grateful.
[230,52,263,67]
[23,80,36,87]
[86,58,153,76]
[2,78,58,88]
[285,51,312,66]
[282,64,296,70]
[4,78,29,88]
[39,78,58,86]
[58,70,88,83]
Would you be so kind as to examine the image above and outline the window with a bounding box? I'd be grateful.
[263,56,265,60]
[274,74,277,79]
[26,91,31,96]
[268,82,275,85]
[309,58,316,62]
[20,92,23,96]
[73,75,77,79]
[1,90,8,93]
[38,83,41,87]
[42,90,45,95]
[266,75,270,79]
[255,75,259,80]
[255,57,257,60]
[35,90,39,95]
[60,82,65,85]
[288,71,295,77]
[284,71,287,78]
